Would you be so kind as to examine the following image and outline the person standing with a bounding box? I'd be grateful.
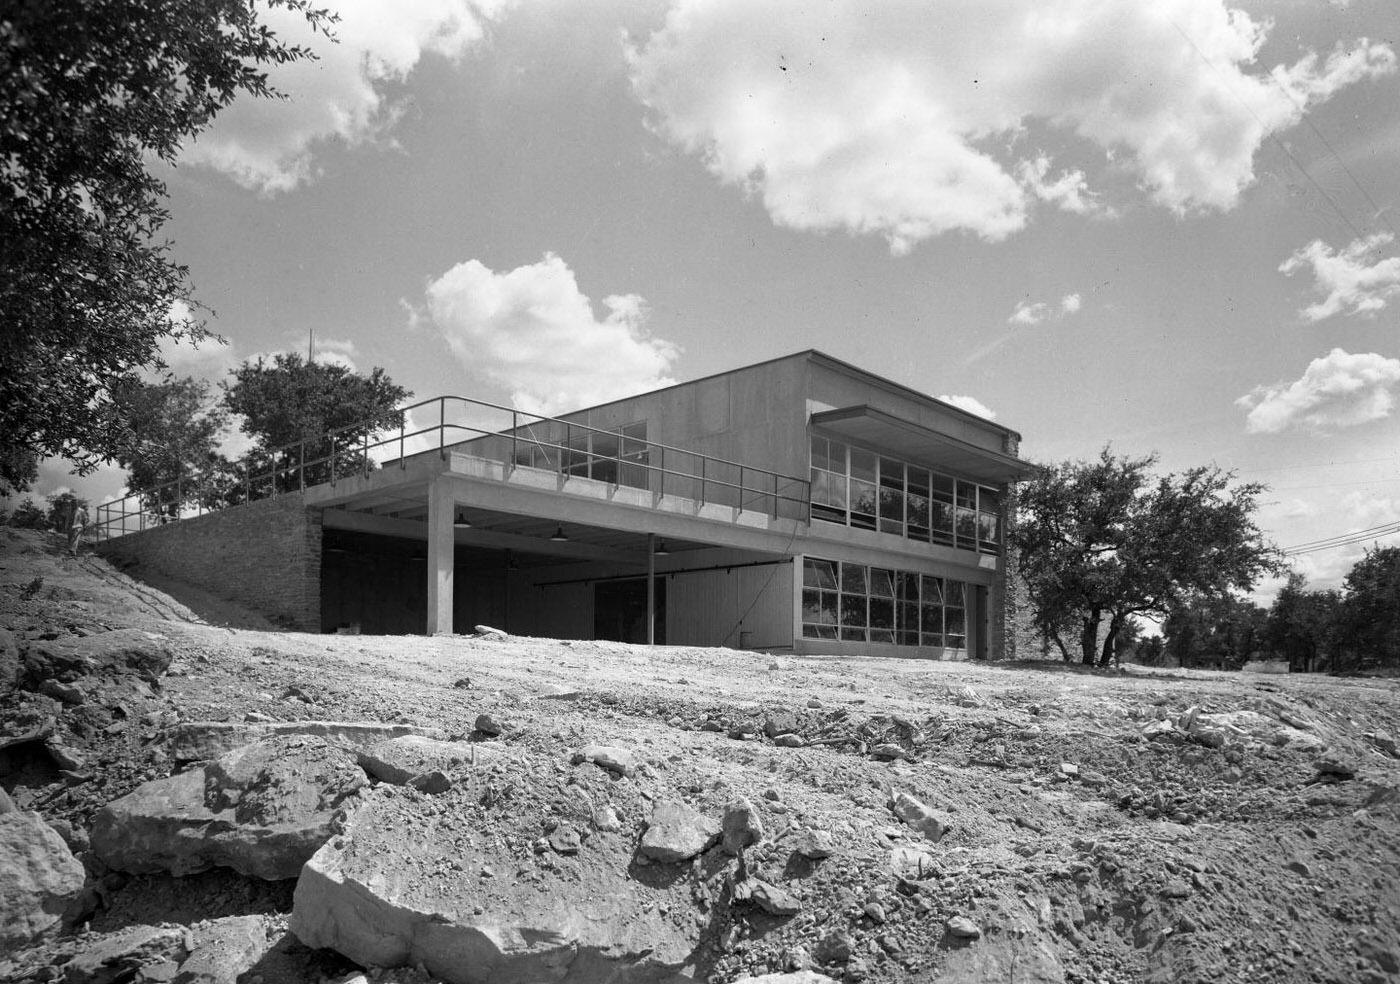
[67,502,89,557]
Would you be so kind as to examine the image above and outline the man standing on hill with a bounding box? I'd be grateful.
[67,502,89,557]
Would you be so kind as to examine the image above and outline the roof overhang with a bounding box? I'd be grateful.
[810,405,1040,484]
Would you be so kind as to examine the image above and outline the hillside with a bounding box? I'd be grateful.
[2,527,1398,984]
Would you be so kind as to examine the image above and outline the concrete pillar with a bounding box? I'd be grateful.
[427,478,454,635]
[647,533,656,645]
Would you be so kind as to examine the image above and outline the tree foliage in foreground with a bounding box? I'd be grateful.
[1162,593,1268,670]
[1011,448,1283,666]
[0,0,333,494]
[222,354,410,490]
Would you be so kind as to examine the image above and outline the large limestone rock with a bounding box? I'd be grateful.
[172,720,432,764]
[291,782,695,983]
[358,735,506,785]
[91,735,365,880]
[0,810,86,949]
[638,801,720,863]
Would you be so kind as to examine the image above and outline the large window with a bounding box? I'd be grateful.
[810,435,1001,554]
[516,422,649,490]
[802,557,969,650]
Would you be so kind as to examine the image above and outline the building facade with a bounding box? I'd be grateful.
[99,351,1033,658]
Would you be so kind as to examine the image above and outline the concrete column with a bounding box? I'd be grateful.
[427,478,455,636]
[647,533,656,645]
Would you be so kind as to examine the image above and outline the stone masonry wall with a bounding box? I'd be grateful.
[97,495,322,632]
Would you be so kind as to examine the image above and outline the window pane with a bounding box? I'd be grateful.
[979,487,1000,512]
[944,580,966,607]
[850,448,877,483]
[898,630,919,647]
[978,511,1000,545]
[820,591,838,625]
[850,480,877,522]
[802,589,823,623]
[945,608,966,637]
[897,572,920,601]
[956,483,977,509]
[921,631,944,648]
[944,634,966,650]
[907,491,929,535]
[869,628,895,644]
[879,487,904,533]
[869,567,894,598]
[921,575,943,605]
[815,624,839,640]
[920,603,942,634]
[955,507,978,545]
[930,473,955,503]
[804,558,838,590]
[898,601,919,632]
[840,593,867,628]
[879,458,904,489]
[810,435,831,473]
[841,627,867,641]
[841,563,867,595]
[869,597,894,631]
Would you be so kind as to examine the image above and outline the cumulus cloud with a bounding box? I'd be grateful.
[1236,349,1400,433]
[1009,301,1050,326]
[629,1,1393,251]
[1008,293,1082,325]
[184,0,513,193]
[417,253,681,416]
[1341,491,1400,527]
[1279,233,1400,322]
[938,395,998,420]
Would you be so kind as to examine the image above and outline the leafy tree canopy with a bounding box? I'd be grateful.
[109,376,231,515]
[222,354,410,487]
[1340,545,1400,670]
[0,0,333,494]
[1011,448,1283,666]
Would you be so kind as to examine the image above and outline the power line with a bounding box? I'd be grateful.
[1283,520,1400,556]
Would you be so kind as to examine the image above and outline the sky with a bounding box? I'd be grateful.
[22,0,1400,601]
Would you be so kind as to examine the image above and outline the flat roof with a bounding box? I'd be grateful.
[811,405,1039,484]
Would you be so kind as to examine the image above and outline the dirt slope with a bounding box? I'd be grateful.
[2,527,1399,984]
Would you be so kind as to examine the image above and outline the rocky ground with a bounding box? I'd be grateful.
[2,526,1399,984]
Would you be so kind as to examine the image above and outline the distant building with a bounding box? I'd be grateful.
[98,351,1034,657]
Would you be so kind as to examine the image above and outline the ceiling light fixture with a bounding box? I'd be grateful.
[654,540,670,556]
[454,512,471,527]
[549,525,568,542]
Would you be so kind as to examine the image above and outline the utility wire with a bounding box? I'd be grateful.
[1283,520,1400,556]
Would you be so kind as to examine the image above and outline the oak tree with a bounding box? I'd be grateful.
[0,0,333,493]
[1011,448,1282,666]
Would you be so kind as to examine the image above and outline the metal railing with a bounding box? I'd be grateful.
[95,395,812,539]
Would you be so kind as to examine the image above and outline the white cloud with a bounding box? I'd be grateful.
[1236,348,1400,433]
[418,253,681,416]
[1008,292,1082,325]
[629,1,1393,251]
[184,0,512,193]
[1009,301,1050,326]
[1016,156,1107,217]
[1279,233,1400,322]
[938,394,998,420]
[1341,491,1400,527]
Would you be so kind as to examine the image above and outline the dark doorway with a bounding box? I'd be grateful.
[595,577,665,644]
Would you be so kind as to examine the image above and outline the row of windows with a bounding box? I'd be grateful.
[811,436,1002,554]
[802,557,969,649]
[514,422,649,489]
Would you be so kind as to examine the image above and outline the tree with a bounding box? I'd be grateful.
[1011,448,1283,666]
[7,498,49,530]
[1338,546,1400,671]
[0,0,333,494]
[1262,572,1341,673]
[109,376,231,517]
[45,491,89,532]
[222,354,410,490]
[1164,593,1268,669]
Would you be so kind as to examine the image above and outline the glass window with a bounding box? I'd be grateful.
[869,567,894,598]
[804,558,838,589]
[841,563,867,595]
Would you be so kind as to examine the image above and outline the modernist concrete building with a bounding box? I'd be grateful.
[98,351,1034,659]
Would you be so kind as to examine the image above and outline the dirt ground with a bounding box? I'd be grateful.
[3,527,1399,984]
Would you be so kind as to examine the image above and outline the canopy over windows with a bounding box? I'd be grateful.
[810,406,1038,485]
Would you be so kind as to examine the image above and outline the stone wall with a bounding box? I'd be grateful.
[97,495,322,632]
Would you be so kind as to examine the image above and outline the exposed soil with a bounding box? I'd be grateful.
[3,527,1399,984]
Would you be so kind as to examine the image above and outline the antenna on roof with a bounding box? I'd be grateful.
[308,328,314,364]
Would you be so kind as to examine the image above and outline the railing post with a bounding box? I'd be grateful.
[330,438,337,486]
[739,465,745,512]
[700,456,706,506]
[439,399,446,460]
[511,410,517,475]
[771,473,778,520]
[399,414,405,469]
